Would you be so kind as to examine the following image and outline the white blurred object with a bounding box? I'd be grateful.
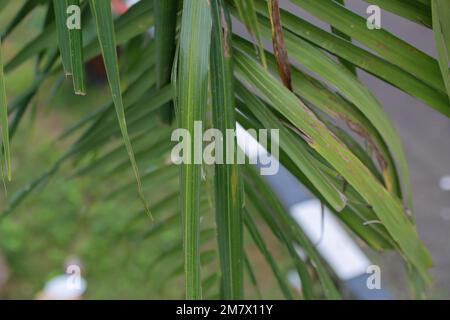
[290,199,371,281]
[37,275,87,300]
[236,123,261,161]
[36,257,87,300]
[287,270,302,293]
[125,0,139,6]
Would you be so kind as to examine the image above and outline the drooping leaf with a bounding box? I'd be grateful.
[67,0,86,95]
[210,0,244,299]
[0,37,11,181]
[155,0,178,124]
[233,0,267,69]
[243,210,294,300]
[250,0,450,117]
[53,0,72,75]
[235,82,347,212]
[234,50,432,281]
[330,0,357,75]
[291,0,446,94]
[432,0,450,101]
[89,0,151,218]
[256,17,412,208]
[177,0,212,299]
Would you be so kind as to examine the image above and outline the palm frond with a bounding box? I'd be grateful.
[1,0,445,299]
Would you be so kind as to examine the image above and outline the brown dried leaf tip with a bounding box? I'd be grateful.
[268,0,292,91]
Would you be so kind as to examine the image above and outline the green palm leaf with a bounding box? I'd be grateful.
[89,0,151,217]
[0,0,440,300]
[177,0,212,299]
[210,0,244,299]
[0,37,11,181]
[234,50,432,280]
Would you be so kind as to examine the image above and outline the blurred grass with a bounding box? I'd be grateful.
[0,1,290,299]
[0,0,180,299]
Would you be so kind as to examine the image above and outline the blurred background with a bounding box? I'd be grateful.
[0,0,448,299]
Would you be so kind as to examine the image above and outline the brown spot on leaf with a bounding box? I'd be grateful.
[220,6,231,58]
[343,116,388,173]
